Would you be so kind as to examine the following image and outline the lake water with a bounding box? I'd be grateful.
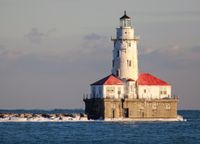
[0,110,199,144]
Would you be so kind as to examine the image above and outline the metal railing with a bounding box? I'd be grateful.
[83,93,179,100]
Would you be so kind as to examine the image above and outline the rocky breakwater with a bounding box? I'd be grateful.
[0,113,88,122]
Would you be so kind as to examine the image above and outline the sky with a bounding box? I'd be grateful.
[0,0,200,109]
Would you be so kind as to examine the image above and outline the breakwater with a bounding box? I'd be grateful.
[0,113,88,122]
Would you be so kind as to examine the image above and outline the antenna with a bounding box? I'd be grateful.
[124,10,126,15]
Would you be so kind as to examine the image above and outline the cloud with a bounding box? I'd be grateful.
[46,28,57,35]
[83,33,105,41]
[25,28,45,44]
[139,47,155,55]
[0,44,26,60]
[82,33,111,56]
[1,32,110,65]
[139,45,200,72]
[0,45,6,54]
[0,33,111,73]
[25,28,56,44]
[0,33,113,109]
[141,45,200,60]
[185,46,200,60]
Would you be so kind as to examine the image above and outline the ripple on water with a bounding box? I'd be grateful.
[0,110,199,144]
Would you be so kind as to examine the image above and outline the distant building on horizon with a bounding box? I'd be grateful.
[84,11,180,120]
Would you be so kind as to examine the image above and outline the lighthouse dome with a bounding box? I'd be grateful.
[120,11,131,28]
[120,11,130,19]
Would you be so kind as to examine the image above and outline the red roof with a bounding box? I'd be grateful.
[138,73,170,86]
[91,74,123,85]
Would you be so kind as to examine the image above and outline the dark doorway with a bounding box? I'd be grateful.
[123,108,129,118]
[142,111,144,118]
[112,109,115,118]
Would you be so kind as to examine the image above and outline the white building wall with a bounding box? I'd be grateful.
[103,85,124,98]
[90,85,103,98]
[138,85,171,99]
[90,85,124,99]
[125,81,137,98]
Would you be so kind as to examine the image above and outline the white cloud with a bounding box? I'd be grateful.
[83,33,104,41]
[25,28,46,44]
[141,45,200,61]
[0,44,27,60]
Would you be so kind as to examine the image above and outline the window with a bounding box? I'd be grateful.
[129,61,131,67]
[98,87,102,96]
[106,87,115,98]
[165,104,171,110]
[129,43,131,47]
[127,60,131,67]
[118,87,121,95]
[120,19,131,27]
[124,20,126,27]
[117,50,120,57]
[123,108,129,118]
[106,86,115,98]
[125,19,131,27]
[131,85,134,92]
[144,89,146,93]
[106,87,115,93]
[92,87,96,97]
[160,91,167,95]
[152,103,157,110]
[127,19,131,27]
[160,87,167,95]
[116,70,120,77]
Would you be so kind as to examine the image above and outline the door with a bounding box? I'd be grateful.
[124,108,129,118]
[112,109,115,118]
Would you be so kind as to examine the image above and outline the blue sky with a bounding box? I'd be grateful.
[0,0,200,109]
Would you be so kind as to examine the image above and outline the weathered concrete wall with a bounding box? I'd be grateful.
[84,98,104,119]
[123,99,177,119]
[104,99,123,119]
[84,98,178,120]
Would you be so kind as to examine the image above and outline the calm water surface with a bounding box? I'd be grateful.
[0,110,199,144]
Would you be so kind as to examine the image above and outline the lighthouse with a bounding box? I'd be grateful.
[112,11,139,81]
[83,11,180,120]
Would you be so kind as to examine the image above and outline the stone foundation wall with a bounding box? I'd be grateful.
[84,98,178,119]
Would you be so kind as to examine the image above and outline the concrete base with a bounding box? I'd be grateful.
[84,98,179,120]
[104,115,184,122]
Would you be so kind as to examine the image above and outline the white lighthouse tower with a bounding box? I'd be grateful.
[112,11,139,81]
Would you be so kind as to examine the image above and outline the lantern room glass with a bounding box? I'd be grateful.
[120,19,131,28]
